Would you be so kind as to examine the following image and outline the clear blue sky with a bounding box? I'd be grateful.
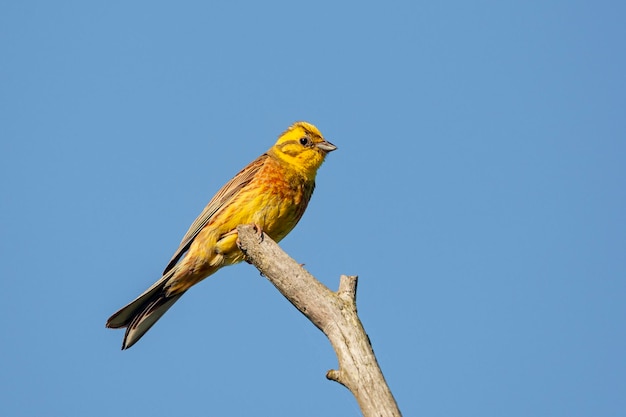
[1,1,624,416]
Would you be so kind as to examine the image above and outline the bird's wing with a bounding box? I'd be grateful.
[162,153,268,274]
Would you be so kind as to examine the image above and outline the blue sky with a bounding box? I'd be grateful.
[1,1,624,416]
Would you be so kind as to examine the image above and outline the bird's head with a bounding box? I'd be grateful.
[269,121,337,176]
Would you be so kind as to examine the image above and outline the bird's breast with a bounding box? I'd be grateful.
[249,163,314,242]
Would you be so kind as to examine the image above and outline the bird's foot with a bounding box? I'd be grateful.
[251,223,264,242]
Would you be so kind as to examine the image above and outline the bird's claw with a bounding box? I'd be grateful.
[251,223,264,242]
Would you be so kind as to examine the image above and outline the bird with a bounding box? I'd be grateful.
[106,121,336,349]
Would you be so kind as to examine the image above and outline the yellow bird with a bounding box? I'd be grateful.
[106,121,336,349]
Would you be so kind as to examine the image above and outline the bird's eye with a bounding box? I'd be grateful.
[299,137,310,146]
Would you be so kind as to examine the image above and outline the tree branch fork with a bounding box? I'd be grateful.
[236,225,402,417]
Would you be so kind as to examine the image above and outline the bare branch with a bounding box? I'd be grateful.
[237,225,402,417]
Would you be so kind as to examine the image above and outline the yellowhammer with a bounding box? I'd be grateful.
[106,121,336,349]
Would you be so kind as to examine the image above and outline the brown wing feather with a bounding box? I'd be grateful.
[162,153,268,274]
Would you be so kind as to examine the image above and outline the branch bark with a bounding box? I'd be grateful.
[237,224,402,417]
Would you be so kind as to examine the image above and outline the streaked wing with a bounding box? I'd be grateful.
[162,153,268,274]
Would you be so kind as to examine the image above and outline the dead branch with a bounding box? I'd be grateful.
[237,224,402,417]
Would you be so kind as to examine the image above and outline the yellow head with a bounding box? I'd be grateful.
[269,121,337,176]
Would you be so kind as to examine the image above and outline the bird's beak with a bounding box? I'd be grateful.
[316,140,337,152]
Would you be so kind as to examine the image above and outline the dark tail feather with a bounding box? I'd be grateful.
[122,292,184,349]
[106,272,185,349]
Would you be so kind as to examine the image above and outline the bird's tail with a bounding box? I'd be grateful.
[106,271,185,350]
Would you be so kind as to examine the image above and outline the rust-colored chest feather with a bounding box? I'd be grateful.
[246,155,316,242]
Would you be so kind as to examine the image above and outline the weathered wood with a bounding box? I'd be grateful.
[237,225,402,417]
